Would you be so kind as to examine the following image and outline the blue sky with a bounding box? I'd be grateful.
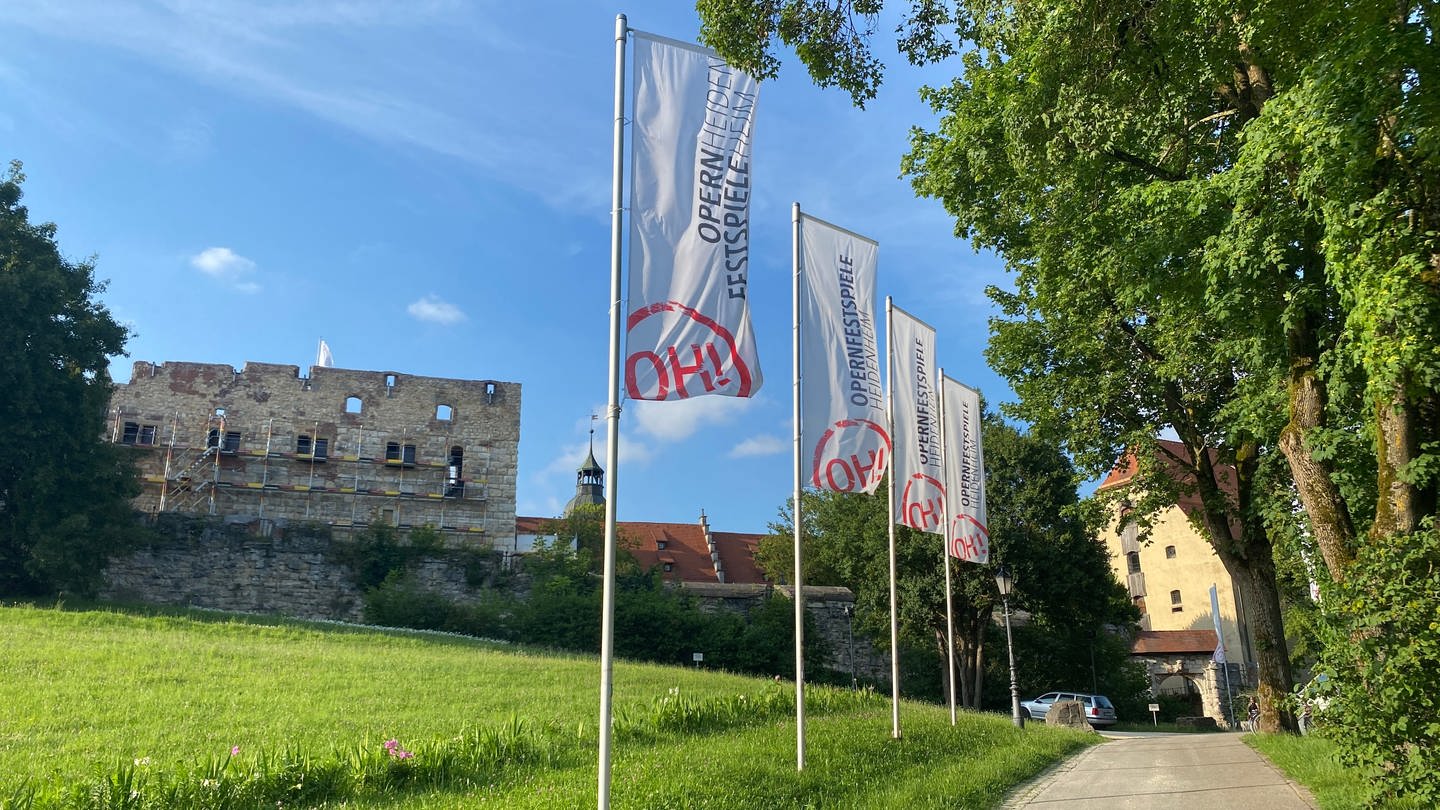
[2,1,1013,534]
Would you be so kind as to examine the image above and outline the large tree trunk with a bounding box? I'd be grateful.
[1372,382,1433,539]
[1228,544,1296,733]
[1278,314,1356,580]
[1187,437,1296,731]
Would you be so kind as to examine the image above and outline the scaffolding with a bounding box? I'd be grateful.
[109,409,493,537]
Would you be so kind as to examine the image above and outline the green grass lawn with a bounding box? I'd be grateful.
[1246,732,1424,810]
[0,604,1093,808]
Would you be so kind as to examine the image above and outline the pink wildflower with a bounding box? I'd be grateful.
[230,746,240,756]
[383,738,399,751]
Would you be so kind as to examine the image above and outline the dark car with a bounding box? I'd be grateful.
[1019,691,1118,727]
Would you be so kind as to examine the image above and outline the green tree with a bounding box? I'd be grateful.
[0,161,141,596]
[758,418,1135,708]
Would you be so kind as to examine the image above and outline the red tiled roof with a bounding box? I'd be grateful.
[515,515,550,535]
[1096,439,1238,513]
[514,516,768,585]
[1132,629,1219,655]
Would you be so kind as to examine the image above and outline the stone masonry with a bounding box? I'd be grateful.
[108,361,519,546]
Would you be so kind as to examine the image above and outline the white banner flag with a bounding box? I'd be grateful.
[890,306,944,532]
[625,33,762,401]
[941,377,989,562]
[799,214,889,494]
[317,339,334,368]
[1210,584,1226,662]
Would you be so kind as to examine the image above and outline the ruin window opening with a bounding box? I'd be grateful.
[222,431,242,453]
[1126,551,1141,574]
[138,424,157,445]
[445,445,464,497]
[207,428,220,449]
[297,435,313,455]
[436,404,453,421]
[345,396,363,414]
[122,421,140,444]
[385,441,400,462]
[313,438,329,459]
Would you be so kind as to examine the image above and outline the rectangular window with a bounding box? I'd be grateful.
[402,444,416,464]
[122,422,140,444]
[138,424,157,445]
[313,438,329,459]
[297,434,312,455]
[222,431,242,453]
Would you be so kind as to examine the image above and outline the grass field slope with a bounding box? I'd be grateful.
[0,605,1093,808]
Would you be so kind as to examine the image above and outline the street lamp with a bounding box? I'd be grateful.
[995,565,1024,729]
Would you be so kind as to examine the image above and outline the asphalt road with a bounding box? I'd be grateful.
[1000,730,1318,809]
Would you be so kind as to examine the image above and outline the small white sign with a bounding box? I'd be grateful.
[692,652,704,662]
[1148,703,1160,712]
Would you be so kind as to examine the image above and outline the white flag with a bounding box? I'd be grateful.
[941,377,988,562]
[799,214,889,494]
[890,306,944,532]
[1210,584,1226,662]
[317,339,334,368]
[625,33,762,401]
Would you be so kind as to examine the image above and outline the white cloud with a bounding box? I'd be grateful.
[729,434,787,458]
[190,246,259,292]
[630,396,754,443]
[407,294,465,325]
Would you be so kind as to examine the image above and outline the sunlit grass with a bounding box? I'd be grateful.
[0,604,1094,808]
[1246,732,1424,809]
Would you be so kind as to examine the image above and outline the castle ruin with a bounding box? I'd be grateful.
[107,361,519,545]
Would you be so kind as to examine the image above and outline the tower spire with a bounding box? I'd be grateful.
[565,413,606,516]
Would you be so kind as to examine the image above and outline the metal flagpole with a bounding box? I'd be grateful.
[791,201,807,770]
[884,297,902,739]
[598,13,628,810]
[938,367,957,724]
[944,541,958,723]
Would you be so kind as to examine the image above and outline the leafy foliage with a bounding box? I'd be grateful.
[1314,525,1440,805]
[0,161,144,597]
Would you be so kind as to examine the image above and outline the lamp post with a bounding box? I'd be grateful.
[995,565,1023,729]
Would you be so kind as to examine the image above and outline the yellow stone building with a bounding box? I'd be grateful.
[1098,440,1257,719]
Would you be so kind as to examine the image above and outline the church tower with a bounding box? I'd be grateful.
[563,419,605,516]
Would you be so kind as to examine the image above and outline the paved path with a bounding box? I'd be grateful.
[1002,731,1317,809]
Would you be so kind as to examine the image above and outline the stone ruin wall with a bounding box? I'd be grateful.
[100,517,889,688]
[108,361,519,545]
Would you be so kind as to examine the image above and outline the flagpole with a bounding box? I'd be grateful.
[883,296,902,739]
[598,13,628,810]
[791,201,806,771]
[938,367,957,724]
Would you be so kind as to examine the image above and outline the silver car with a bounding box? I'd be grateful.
[1020,691,1118,727]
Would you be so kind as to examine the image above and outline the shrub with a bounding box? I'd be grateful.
[1315,524,1440,805]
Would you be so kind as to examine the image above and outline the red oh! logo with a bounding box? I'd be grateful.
[949,514,990,562]
[625,301,755,401]
[900,473,946,532]
[810,418,891,492]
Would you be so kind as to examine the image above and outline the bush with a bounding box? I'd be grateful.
[1315,524,1440,805]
